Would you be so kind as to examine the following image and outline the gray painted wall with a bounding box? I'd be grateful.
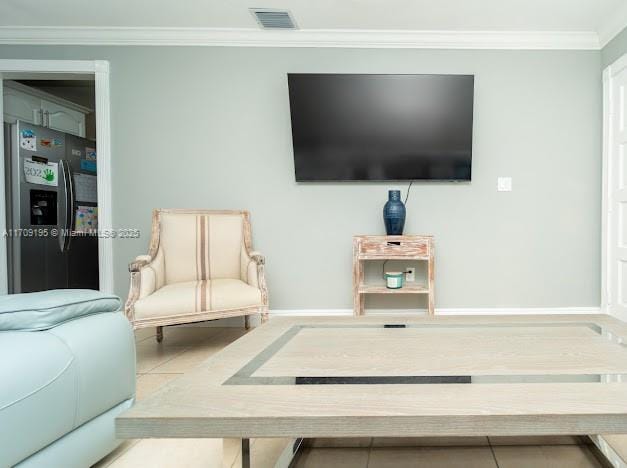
[0,46,602,310]
[603,27,627,68]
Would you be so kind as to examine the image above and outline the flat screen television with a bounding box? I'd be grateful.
[288,74,474,181]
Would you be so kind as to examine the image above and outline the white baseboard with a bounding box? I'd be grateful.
[270,309,353,316]
[435,307,601,315]
[178,307,602,327]
[269,307,602,317]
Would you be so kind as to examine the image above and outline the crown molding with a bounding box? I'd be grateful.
[0,26,601,50]
[598,3,627,49]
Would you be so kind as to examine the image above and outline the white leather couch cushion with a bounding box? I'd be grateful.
[0,289,121,331]
[0,311,135,467]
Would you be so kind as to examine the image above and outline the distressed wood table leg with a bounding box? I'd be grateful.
[428,242,435,316]
[353,238,364,316]
[357,261,365,316]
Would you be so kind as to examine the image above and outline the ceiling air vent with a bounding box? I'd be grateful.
[250,9,298,30]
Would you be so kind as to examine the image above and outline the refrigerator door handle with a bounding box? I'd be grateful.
[58,160,75,252]
[64,160,75,252]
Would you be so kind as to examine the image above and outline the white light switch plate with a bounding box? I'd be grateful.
[497,177,512,192]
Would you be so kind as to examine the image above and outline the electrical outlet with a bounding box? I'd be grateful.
[405,267,416,282]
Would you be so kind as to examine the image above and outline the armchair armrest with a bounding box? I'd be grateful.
[125,250,165,323]
[248,251,265,265]
[242,250,268,311]
[129,254,152,273]
[243,249,264,287]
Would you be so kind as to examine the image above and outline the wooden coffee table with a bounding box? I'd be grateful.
[116,314,627,467]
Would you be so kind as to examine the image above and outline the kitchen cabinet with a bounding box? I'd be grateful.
[3,85,43,126]
[41,99,86,137]
[3,81,90,137]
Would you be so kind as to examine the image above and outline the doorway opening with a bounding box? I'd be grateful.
[0,60,112,295]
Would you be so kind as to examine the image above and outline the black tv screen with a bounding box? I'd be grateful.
[288,74,474,181]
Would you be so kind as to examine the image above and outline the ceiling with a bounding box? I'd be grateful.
[0,0,626,49]
[0,0,622,31]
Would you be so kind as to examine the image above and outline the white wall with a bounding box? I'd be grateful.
[0,46,602,310]
[603,26,627,68]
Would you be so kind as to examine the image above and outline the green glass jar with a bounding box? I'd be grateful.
[384,272,404,289]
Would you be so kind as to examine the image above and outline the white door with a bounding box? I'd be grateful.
[41,99,86,137]
[604,55,627,320]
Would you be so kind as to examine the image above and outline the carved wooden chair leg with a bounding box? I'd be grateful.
[156,326,163,343]
[261,310,269,324]
[244,315,251,330]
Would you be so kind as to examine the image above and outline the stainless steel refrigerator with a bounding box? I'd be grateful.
[3,120,99,293]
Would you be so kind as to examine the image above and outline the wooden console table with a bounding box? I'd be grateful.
[352,235,435,316]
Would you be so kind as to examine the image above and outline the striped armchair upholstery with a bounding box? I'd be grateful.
[125,210,268,341]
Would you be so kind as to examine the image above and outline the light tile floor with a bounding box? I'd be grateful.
[93,325,619,468]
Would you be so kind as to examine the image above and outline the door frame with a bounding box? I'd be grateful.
[0,59,113,294]
[602,54,627,315]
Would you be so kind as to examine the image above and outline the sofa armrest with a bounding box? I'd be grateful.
[0,289,121,332]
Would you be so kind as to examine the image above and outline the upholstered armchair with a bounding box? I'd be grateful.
[125,209,268,342]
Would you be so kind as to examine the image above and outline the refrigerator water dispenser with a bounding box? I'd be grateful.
[30,189,57,225]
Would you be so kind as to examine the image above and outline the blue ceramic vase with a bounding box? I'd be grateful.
[383,190,406,235]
